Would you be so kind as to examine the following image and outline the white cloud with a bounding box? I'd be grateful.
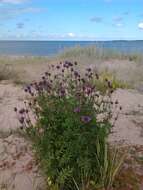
[68,33,75,38]
[10,32,95,40]
[115,23,123,27]
[0,0,27,4]
[138,22,143,29]
[112,16,124,28]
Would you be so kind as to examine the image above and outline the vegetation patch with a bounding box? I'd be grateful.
[15,61,126,190]
[57,46,143,62]
[96,70,130,93]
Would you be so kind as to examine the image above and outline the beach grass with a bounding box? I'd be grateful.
[57,46,143,90]
[57,45,143,62]
[0,46,143,90]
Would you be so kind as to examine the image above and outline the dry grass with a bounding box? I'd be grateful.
[57,46,143,90]
[0,64,20,82]
[0,56,51,85]
[0,46,143,90]
[57,45,143,62]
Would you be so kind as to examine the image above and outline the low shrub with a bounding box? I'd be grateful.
[0,64,24,84]
[15,61,124,190]
[0,64,17,81]
[96,70,129,93]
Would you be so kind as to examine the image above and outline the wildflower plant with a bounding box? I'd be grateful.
[15,61,123,190]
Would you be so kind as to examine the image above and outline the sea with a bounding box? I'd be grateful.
[0,40,143,56]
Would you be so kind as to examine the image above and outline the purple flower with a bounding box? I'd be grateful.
[29,102,32,106]
[45,72,48,76]
[19,109,25,114]
[83,85,92,95]
[69,62,73,67]
[61,89,65,94]
[19,117,24,124]
[74,71,79,78]
[81,116,92,123]
[59,88,66,96]
[88,73,93,78]
[86,88,92,95]
[86,68,92,72]
[63,64,67,68]
[56,65,60,69]
[24,88,28,92]
[74,107,81,113]
[27,85,31,89]
[115,100,119,105]
[63,61,71,68]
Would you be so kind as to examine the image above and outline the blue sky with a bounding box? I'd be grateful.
[0,0,143,40]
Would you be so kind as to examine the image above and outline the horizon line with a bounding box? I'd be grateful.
[0,39,143,42]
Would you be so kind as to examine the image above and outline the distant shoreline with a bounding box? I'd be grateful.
[0,40,143,42]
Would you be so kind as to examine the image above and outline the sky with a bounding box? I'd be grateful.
[0,0,143,40]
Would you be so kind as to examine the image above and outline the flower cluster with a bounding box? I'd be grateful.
[15,60,121,131]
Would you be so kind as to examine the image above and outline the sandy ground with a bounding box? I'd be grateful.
[0,135,45,190]
[0,81,143,189]
[0,82,45,190]
[110,89,143,146]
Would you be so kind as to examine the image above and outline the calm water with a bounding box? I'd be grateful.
[0,40,143,56]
